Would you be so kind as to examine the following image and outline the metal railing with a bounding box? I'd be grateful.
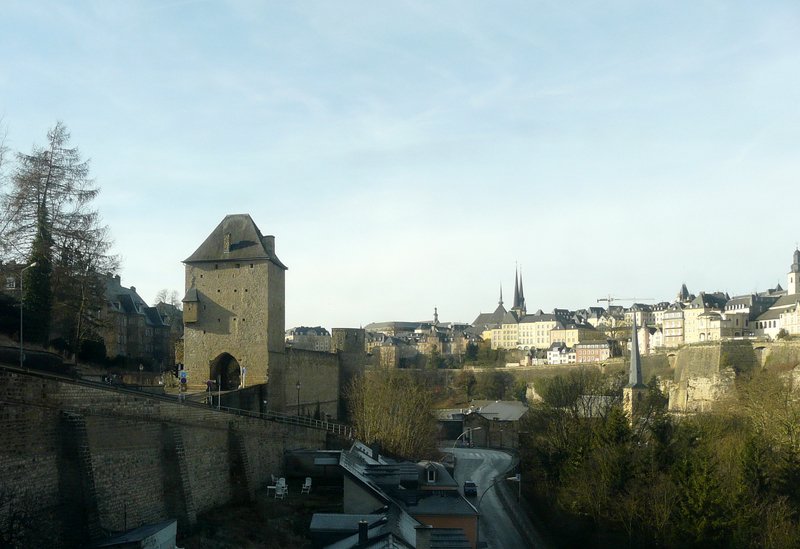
[0,359,354,438]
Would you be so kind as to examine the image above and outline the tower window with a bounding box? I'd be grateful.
[236,263,240,269]
[215,264,219,269]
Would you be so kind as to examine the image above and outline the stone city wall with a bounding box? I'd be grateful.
[0,369,326,548]
[283,348,340,420]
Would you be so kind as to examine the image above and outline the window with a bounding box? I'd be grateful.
[236,263,240,269]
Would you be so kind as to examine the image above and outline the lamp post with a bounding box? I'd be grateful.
[453,427,482,450]
[477,473,522,508]
[19,262,38,369]
[296,380,301,416]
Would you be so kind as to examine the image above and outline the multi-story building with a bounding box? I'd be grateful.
[625,303,655,327]
[516,310,562,350]
[575,340,613,363]
[549,322,605,348]
[285,326,331,352]
[662,303,685,347]
[652,302,670,327]
[100,274,169,368]
[683,292,728,344]
[155,301,184,367]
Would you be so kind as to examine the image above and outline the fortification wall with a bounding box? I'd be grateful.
[282,348,340,419]
[0,370,326,547]
[667,341,757,413]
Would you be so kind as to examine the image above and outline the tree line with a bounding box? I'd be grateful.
[519,367,800,548]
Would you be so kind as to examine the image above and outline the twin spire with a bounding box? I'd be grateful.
[512,265,526,314]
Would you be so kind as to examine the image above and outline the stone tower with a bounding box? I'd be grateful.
[623,316,648,420]
[788,248,800,295]
[182,214,287,390]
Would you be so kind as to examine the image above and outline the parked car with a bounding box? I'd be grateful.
[463,480,477,497]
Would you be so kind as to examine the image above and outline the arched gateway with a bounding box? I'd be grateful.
[210,353,241,390]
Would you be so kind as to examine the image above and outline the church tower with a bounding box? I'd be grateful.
[788,248,800,295]
[623,316,647,421]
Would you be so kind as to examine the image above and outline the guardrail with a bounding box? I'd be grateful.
[0,361,354,438]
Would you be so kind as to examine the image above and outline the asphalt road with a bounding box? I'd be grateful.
[449,447,529,549]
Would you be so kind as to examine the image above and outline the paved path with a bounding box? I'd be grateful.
[450,447,529,549]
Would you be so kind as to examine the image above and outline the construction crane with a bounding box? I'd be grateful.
[596,295,654,308]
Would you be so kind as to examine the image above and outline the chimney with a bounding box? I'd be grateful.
[263,235,275,255]
[130,286,136,293]
[358,520,368,546]
[415,525,433,549]
[114,274,121,284]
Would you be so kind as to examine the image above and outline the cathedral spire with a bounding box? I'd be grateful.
[519,267,526,313]
[513,265,520,310]
[498,284,503,306]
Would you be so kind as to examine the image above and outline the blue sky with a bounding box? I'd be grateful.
[2,1,799,329]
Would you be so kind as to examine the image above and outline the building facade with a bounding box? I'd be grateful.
[285,326,332,352]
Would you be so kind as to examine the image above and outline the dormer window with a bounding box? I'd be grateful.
[426,466,437,484]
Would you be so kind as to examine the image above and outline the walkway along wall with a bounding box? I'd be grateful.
[0,368,327,548]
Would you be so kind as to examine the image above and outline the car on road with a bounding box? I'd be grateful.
[463,480,477,497]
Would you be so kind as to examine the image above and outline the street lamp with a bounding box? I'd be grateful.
[453,427,482,450]
[19,262,38,369]
[296,380,301,416]
[477,473,522,508]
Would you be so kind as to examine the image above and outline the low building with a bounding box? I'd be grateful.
[336,441,478,548]
[547,342,575,365]
[463,400,529,450]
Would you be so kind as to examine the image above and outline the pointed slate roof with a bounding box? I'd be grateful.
[627,317,645,388]
[184,214,287,269]
[512,268,520,310]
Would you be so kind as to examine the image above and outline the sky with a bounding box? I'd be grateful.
[1,0,800,330]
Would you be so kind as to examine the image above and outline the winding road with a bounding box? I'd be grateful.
[449,447,533,549]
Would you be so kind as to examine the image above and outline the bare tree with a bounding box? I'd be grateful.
[0,122,117,350]
[346,369,438,460]
[154,288,182,309]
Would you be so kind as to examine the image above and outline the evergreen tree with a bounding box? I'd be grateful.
[23,218,53,345]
